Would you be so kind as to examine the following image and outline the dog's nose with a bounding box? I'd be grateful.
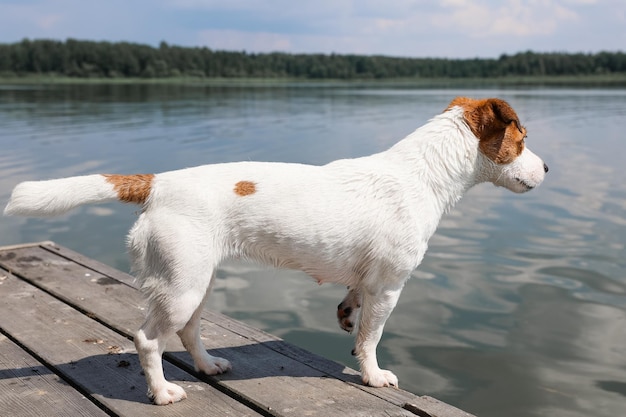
[543,163,549,173]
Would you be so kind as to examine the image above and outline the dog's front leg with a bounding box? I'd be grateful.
[354,282,404,388]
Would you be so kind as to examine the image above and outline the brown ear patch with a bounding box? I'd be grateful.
[103,174,154,204]
[447,97,526,164]
[234,180,256,196]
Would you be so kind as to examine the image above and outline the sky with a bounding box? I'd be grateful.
[0,0,624,58]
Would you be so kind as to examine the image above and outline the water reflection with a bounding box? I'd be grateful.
[1,84,625,417]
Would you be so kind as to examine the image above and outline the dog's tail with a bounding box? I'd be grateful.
[4,173,154,217]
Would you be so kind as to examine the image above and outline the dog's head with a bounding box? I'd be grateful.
[447,97,548,193]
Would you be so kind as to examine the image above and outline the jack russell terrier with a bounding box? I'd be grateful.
[5,97,548,405]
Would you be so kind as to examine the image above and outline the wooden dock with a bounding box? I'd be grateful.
[0,242,475,417]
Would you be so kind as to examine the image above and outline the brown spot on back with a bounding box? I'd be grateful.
[234,180,256,196]
[447,97,526,164]
[103,174,154,204]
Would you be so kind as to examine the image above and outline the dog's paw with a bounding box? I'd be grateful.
[361,368,398,388]
[196,355,232,375]
[150,382,187,405]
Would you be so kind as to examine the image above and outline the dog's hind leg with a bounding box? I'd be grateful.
[129,215,231,404]
[135,302,188,405]
[354,280,404,388]
[135,281,216,405]
[177,273,231,376]
[337,287,362,333]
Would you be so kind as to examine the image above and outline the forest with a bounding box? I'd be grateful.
[1,38,625,80]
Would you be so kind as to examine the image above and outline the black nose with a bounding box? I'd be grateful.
[543,163,549,173]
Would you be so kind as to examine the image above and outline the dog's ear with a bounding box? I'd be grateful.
[476,99,526,164]
[448,97,522,138]
[487,98,524,134]
[448,97,525,164]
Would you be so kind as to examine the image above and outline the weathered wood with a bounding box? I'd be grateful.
[0,269,262,417]
[0,334,110,417]
[0,242,477,417]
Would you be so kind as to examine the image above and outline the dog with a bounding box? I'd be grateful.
[4,97,548,405]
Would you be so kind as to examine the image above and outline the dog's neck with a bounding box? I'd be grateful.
[386,108,484,216]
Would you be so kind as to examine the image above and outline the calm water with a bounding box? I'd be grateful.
[1,84,625,417]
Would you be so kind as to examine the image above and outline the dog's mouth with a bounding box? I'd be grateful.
[515,178,535,191]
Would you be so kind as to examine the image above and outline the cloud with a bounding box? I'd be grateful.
[0,0,623,58]
[168,0,581,38]
[182,0,595,57]
[434,0,580,38]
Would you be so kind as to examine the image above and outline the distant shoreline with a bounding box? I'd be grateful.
[2,74,626,88]
[3,40,625,84]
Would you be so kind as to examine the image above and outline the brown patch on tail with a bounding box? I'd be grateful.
[234,180,256,196]
[103,174,154,204]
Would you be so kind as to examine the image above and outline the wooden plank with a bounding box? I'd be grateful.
[0,269,262,417]
[43,243,477,417]
[1,243,475,417]
[0,334,110,417]
[0,244,419,416]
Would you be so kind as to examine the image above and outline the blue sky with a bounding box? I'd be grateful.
[0,0,624,58]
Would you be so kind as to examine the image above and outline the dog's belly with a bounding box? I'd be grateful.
[230,219,426,288]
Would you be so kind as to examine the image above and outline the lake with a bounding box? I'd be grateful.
[1,83,625,417]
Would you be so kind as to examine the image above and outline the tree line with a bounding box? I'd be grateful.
[1,38,625,79]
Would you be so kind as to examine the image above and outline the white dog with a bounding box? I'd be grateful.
[4,97,548,405]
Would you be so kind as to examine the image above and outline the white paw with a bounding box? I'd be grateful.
[150,381,187,405]
[362,368,398,388]
[196,355,232,375]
